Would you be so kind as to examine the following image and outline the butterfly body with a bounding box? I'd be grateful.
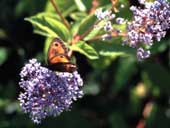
[47,38,77,73]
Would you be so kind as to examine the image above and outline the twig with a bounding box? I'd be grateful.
[89,0,99,14]
[87,31,127,42]
[110,0,119,13]
[50,0,70,29]
[136,101,154,128]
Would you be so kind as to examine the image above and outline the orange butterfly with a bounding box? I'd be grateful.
[47,38,77,73]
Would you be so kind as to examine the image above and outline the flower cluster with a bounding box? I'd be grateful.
[95,8,115,32]
[125,0,170,60]
[94,0,170,60]
[18,59,83,124]
[94,8,125,40]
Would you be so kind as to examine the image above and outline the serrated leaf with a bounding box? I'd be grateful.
[25,13,71,41]
[70,41,99,60]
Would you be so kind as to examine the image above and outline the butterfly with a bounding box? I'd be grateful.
[47,38,77,73]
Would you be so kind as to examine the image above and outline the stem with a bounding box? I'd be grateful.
[89,0,99,14]
[136,119,145,128]
[88,31,127,42]
[110,0,119,13]
[50,0,70,29]
[87,35,103,41]
[136,101,153,128]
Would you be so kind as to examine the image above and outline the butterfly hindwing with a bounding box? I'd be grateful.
[47,62,77,73]
[47,38,77,73]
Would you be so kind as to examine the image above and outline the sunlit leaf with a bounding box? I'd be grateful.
[25,13,71,41]
[91,40,135,58]
[84,28,101,41]
[74,0,87,11]
[70,41,99,60]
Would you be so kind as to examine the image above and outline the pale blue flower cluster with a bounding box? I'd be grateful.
[125,0,170,60]
[18,59,83,124]
[95,8,125,40]
[94,0,170,60]
[95,8,115,32]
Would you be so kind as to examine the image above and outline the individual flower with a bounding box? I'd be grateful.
[102,33,112,40]
[95,8,115,21]
[124,0,170,60]
[137,47,150,61]
[115,17,125,24]
[138,0,146,4]
[104,21,113,31]
[18,59,83,124]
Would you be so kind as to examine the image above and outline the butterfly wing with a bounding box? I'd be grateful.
[48,38,69,65]
[48,62,77,72]
[47,38,77,72]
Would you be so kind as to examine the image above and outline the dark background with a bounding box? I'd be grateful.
[0,0,170,128]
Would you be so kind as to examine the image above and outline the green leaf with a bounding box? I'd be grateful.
[74,0,87,12]
[78,14,97,35]
[0,48,8,65]
[88,40,136,69]
[45,0,76,17]
[70,41,99,60]
[84,28,101,41]
[91,40,136,58]
[25,13,71,41]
